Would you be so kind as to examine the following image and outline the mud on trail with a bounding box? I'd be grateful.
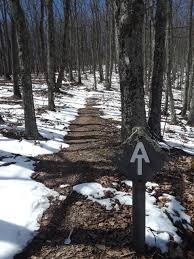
[15,99,194,259]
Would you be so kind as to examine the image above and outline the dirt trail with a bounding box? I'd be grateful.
[15,98,129,259]
[15,98,194,259]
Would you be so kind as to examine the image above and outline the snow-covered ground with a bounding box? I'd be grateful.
[89,73,194,155]
[0,80,92,259]
[80,73,194,253]
[0,152,61,259]
[0,83,90,156]
[73,181,192,253]
[0,73,193,257]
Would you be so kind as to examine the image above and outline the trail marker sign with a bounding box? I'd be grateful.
[130,142,150,176]
[119,130,163,182]
[117,127,165,254]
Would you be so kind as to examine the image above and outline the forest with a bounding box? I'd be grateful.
[0,0,193,258]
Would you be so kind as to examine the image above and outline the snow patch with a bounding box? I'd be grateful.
[0,153,60,259]
[73,181,192,253]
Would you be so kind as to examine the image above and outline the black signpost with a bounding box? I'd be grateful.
[133,179,145,253]
[118,127,164,253]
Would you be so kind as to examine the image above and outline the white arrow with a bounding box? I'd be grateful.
[130,142,150,176]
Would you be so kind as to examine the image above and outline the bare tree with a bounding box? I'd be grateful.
[104,0,111,89]
[92,0,104,82]
[74,0,82,84]
[165,0,177,124]
[0,0,12,77]
[148,0,167,139]
[10,0,39,139]
[56,0,70,91]
[90,0,97,90]
[46,0,55,110]
[182,0,193,117]
[114,0,146,140]
[39,0,48,82]
[188,86,194,125]
[0,21,8,77]
[11,18,21,99]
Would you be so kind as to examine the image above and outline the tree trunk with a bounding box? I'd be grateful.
[105,0,110,89]
[39,0,48,82]
[114,2,119,72]
[147,0,154,97]
[143,0,148,93]
[188,63,194,125]
[166,0,176,124]
[1,0,12,75]
[0,114,4,124]
[163,78,169,115]
[92,46,97,90]
[108,6,114,89]
[68,13,74,82]
[91,1,97,90]
[0,22,8,77]
[181,0,193,117]
[74,0,82,84]
[93,0,104,82]
[46,0,55,110]
[11,18,21,99]
[10,0,39,139]
[56,0,70,91]
[188,94,194,125]
[148,0,167,139]
[114,0,146,140]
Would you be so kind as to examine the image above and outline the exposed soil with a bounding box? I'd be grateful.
[14,99,194,259]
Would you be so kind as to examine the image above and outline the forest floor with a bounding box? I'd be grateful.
[14,98,194,259]
[0,75,194,258]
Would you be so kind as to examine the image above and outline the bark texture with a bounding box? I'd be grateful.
[188,63,194,125]
[46,0,55,110]
[114,0,146,140]
[56,0,70,91]
[182,0,193,116]
[166,0,176,124]
[10,0,39,139]
[40,0,48,83]
[11,18,21,99]
[74,0,82,84]
[188,92,194,125]
[148,0,167,139]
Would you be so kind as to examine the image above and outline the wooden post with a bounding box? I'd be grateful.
[133,179,146,253]
[117,127,165,254]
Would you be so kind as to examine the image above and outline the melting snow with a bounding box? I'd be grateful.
[0,73,193,258]
[0,82,90,258]
[0,152,60,259]
[73,181,192,253]
[89,74,194,155]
